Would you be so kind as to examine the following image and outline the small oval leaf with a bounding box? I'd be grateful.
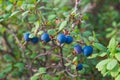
[107,59,118,70]
[59,21,67,31]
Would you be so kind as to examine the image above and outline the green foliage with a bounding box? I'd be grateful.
[0,0,120,80]
[96,38,120,80]
[59,21,67,31]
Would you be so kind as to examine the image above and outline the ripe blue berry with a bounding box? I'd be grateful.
[24,32,31,41]
[41,33,51,43]
[31,37,39,44]
[57,34,66,44]
[83,46,93,56]
[74,45,82,54]
[65,36,73,44]
[76,64,83,70]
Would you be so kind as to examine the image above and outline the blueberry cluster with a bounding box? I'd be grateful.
[24,32,39,44]
[74,44,93,70]
[74,45,93,57]
[24,32,93,71]
[57,33,73,44]
[24,32,73,44]
[24,32,51,44]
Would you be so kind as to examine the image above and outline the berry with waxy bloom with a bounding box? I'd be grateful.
[83,46,93,56]
[57,34,66,44]
[65,36,73,44]
[41,33,51,43]
[24,32,31,41]
[31,37,39,44]
[76,64,83,70]
[74,44,83,54]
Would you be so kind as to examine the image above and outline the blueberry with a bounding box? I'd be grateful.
[83,46,93,56]
[41,33,51,43]
[76,64,83,70]
[57,34,66,44]
[31,37,39,44]
[74,45,82,54]
[24,32,31,41]
[65,36,73,44]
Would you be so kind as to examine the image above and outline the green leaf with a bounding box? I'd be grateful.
[0,19,4,22]
[94,43,107,51]
[48,29,56,35]
[10,11,20,17]
[0,72,5,79]
[83,15,88,20]
[118,67,120,72]
[106,30,116,38]
[82,64,89,68]
[110,65,119,77]
[3,64,12,74]
[21,4,27,10]
[50,54,60,62]
[9,0,16,3]
[72,57,78,62]
[1,27,6,34]
[107,59,118,70]
[29,33,35,38]
[38,67,46,74]
[112,21,117,27]
[96,59,110,71]
[6,4,13,11]
[22,11,29,17]
[99,52,107,57]
[3,13,11,19]
[78,68,85,74]
[83,31,91,37]
[48,14,56,20]
[59,21,67,31]
[3,54,15,62]
[30,53,37,59]
[43,74,52,80]
[101,68,108,77]
[38,31,44,36]
[27,4,35,9]
[14,63,25,70]
[17,1,23,6]
[88,36,94,41]
[65,63,71,66]
[28,15,37,23]
[115,53,120,61]
[71,65,76,70]
[115,75,120,80]
[54,0,60,5]
[108,38,118,53]
[0,0,2,4]
[88,53,98,59]
[34,21,40,29]
[30,75,39,80]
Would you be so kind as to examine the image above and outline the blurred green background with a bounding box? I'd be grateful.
[0,0,120,80]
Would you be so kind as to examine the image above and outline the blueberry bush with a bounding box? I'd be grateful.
[0,0,120,80]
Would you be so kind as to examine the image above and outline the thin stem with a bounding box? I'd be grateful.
[1,23,25,58]
[74,0,81,13]
[59,46,66,69]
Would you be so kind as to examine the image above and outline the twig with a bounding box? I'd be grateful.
[74,0,81,13]
[1,23,25,58]
[59,46,66,69]
[3,31,15,57]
